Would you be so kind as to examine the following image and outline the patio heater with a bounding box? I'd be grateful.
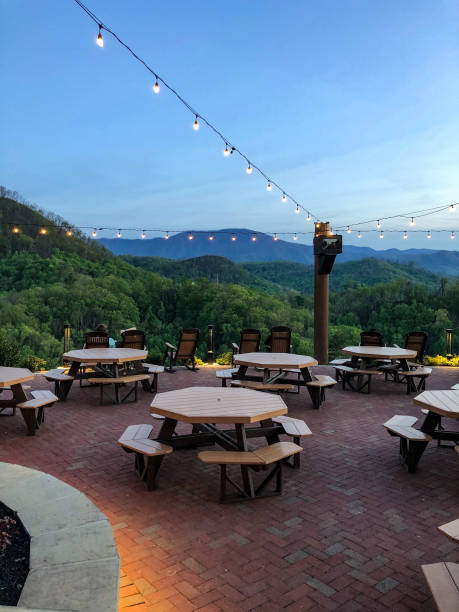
[446,329,453,359]
[207,325,215,365]
[313,222,342,365]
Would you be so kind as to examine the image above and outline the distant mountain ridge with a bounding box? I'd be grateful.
[100,229,459,276]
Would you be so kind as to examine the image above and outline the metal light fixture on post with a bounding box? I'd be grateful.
[446,329,453,360]
[64,324,71,353]
[207,325,215,365]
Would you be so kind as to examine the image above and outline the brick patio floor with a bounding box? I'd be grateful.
[1,366,458,611]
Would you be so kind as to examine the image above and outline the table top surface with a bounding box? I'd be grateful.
[414,390,459,418]
[151,386,288,424]
[341,346,417,360]
[234,352,318,369]
[0,367,34,387]
[438,518,459,544]
[63,348,148,364]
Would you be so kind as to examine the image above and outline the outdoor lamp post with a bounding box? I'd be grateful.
[63,324,71,353]
[207,325,215,365]
[446,329,453,359]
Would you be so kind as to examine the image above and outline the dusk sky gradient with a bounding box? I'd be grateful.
[1,0,458,249]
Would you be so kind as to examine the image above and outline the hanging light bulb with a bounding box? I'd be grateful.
[357,231,361,239]
[376,220,381,229]
[66,229,73,237]
[223,145,230,157]
[117,230,122,238]
[450,204,455,212]
[153,80,160,94]
[96,25,104,47]
[12,226,20,234]
[267,182,272,191]
[231,233,236,241]
[347,226,351,234]
[40,227,47,235]
[409,217,415,226]
[403,231,408,240]
[251,233,257,242]
[281,193,287,203]
[209,233,214,241]
[165,232,169,240]
[380,230,384,239]
[295,205,300,214]
[92,229,97,238]
[246,164,252,174]
[293,233,298,241]
[306,212,311,222]
[188,232,194,240]
[451,231,455,240]
[427,230,431,239]
[273,233,278,241]
[141,230,146,239]
[193,116,199,131]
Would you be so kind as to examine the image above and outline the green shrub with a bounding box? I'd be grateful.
[216,351,232,365]
[424,354,459,367]
[21,354,47,371]
[0,334,21,367]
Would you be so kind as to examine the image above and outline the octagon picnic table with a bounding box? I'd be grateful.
[0,367,34,416]
[341,346,417,370]
[150,386,288,494]
[402,390,459,471]
[232,352,321,407]
[60,348,148,400]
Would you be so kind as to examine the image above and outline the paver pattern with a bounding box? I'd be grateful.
[1,365,458,611]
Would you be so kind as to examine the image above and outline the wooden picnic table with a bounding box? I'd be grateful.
[150,386,288,493]
[341,346,417,370]
[0,367,34,416]
[59,348,148,400]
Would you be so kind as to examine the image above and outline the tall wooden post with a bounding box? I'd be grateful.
[313,222,342,365]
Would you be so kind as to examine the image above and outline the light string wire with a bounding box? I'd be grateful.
[334,203,456,230]
[72,0,320,222]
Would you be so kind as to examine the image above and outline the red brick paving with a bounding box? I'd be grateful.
[1,365,458,611]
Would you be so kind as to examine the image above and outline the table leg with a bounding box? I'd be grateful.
[59,361,80,401]
[235,424,255,497]
[301,367,320,409]
[0,383,27,416]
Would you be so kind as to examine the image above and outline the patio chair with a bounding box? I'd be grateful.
[265,326,292,353]
[121,329,146,350]
[360,329,384,347]
[84,331,109,349]
[163,328,200,372]
[232,329,261,365]
[382,331,429,383]
[404,331,428,365]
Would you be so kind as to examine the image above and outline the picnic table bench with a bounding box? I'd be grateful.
[421,562,459,612]
[90,373,150,405]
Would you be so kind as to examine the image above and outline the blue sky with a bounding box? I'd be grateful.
[1,0,458,249]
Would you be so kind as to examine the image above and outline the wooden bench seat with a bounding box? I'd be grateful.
[17,390,58,436]
[306,374,337,409]
[216,368,239,387]
[118,424,173,490]
[90,374,150,405]
[230,380,293,392]
[335,365,382,393]
[421,562,459,612]
[198,441,303,502]
[438,518,459,543]
[398,367,432,394]
[44,368,74,397]
[141,363,164,393]
[384,415,431,473]
[272,415,311,467]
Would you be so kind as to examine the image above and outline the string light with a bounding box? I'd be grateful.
[209,233,214,241]
[12,226,20,234]
[267,182,272,191]
[96,24,103,47]
[223,145,230,157]
[188,232,194,240]
[295,206,300,214]
[39,227,47,235]
[379,230,384,239]
[246,164,252,175]
[376,220,381,229]
[451,232,455,240]
[117,229,122,238]
[427,230,431,239]
[153,80,160,94]
[403,231,408,240]
[273,233,278,241]
[282,194,287,203]
[306,213,311,222]
[66,229,73,237]
[165,232,169,239]
[293,233,297,241]
[450,204,456,212]
[140,230,146,239]
[193,116,199,131]
[92,229,97,237]
[357,231,361,239]
[231,233,236,241]
[346,226,351,234]
[409,217,415,226]
[251,233,257,242]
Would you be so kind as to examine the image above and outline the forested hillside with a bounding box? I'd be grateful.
[1,192,458,368]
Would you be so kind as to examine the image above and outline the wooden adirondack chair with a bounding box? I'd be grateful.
[163,328,200,372]
[232,329,261,365]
